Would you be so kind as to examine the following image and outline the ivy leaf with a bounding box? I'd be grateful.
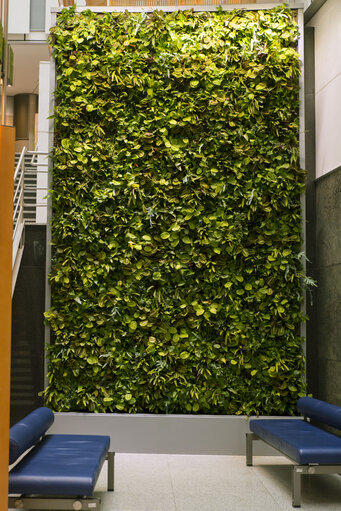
[87,356,98,365]
[180,352,190,360]
[129,321,137,331]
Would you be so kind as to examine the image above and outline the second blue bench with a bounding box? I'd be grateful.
[247,396,341,507]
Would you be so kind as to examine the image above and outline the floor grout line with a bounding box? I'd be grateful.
[251,463,291,511]
[167,455,179,511]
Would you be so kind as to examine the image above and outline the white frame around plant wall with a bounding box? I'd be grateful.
[44,3,305,455]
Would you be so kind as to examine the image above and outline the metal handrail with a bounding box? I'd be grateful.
[13,188,24,237]
[14,146,26,183]
[30,144,39,165]
[12,147,26,295]
[12,147,49,293]
[14,148,49,216]
[13,147,26,241]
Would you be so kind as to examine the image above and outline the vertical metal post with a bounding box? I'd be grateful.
[246,433,254,466]
[292,466,302,508]
[107,452,115,491]
[1,0,9,125]
[297,8,307,379]
[44,10,57,389]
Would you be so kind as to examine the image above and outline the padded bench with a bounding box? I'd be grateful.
[246,396,341,507]
[8,407,114,510]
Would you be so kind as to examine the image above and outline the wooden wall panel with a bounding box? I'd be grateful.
[0,125,15,507]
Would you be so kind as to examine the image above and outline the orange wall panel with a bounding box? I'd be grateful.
[0,125,15,507]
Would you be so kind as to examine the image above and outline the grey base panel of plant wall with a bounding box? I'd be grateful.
[50,413,295,455]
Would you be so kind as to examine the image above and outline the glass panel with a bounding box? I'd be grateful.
[30,0,46,32]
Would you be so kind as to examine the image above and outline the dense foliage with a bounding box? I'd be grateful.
[44,6,307,415]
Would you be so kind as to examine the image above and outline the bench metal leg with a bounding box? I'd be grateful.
[246,433,258,466]
[107,451,115,491]
[292,466,302,508]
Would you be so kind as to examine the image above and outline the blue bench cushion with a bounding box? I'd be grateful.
[297,396,341,431]
[249,419,341,465]
[9,434,110,496]
[9,407,54,464]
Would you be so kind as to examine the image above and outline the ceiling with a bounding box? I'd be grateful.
[8,42,50,97]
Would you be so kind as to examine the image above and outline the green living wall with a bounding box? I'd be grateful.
[45,6,307,415]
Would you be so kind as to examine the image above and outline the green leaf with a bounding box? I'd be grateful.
[87,356,98,365]
[129,321,137,331]
[61,139,70,150]
[180,352,190,359]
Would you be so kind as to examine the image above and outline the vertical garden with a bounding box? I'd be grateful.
[44,6,307,415]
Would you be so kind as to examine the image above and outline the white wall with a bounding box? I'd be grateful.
[308,0,341,178]
[9,0,59,36]
[45,0,60,32]
[8,0,30,34]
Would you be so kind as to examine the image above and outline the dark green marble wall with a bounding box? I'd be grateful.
[304,27,318,397]
[315,167,341,405]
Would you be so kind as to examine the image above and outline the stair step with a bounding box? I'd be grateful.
[11,393,36,400]
[10,400,37,406]
[11,390,36,397]
[12,383,35,390]
[11,351,32,357]
[11,377,34,384]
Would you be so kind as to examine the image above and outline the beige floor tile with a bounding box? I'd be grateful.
[95,454,341,511]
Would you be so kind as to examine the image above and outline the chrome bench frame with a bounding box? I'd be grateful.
[246,430,341,508]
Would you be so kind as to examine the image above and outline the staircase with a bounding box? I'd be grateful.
[11,262,45,424]
[14,150,38,223]
[11,148,47,424]
[10,336,38,422]
[12,148,46,295]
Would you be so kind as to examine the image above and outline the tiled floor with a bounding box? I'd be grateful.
[96,454,341,510]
